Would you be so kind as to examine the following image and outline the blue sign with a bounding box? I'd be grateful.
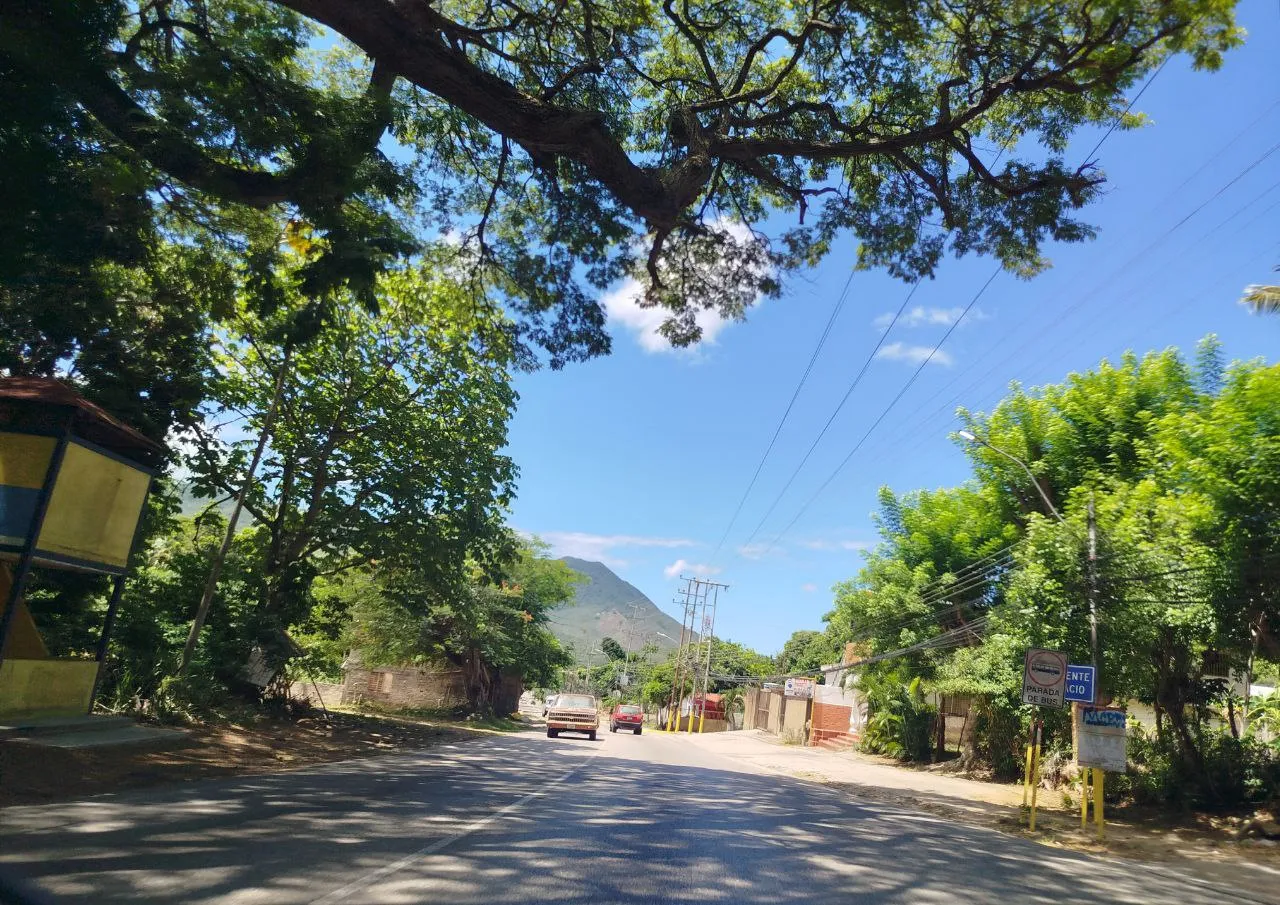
[1064,664,1096,703]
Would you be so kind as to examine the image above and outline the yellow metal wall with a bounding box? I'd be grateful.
[0,659,98,719]
[0,566,48,659]
[0,432,55,488]
[38,442,149,569]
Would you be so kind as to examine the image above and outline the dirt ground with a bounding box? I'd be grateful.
[0,711,509,808]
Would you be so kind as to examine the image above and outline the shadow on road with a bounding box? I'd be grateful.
[0,733,1266,904]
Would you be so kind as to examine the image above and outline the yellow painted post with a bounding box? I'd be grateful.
[1094,770,1105,841]
[1080,767,1090,829]
[1021,742,1034,808]
[1028,722,1042,832]
[697,700,706,734]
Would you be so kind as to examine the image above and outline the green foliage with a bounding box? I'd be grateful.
[859,674,937,763]
[823,340,1280,801]
[777,629,837,674]
[1118,727,1280,808]
[4,0,1243,364]
[346,538,580,710]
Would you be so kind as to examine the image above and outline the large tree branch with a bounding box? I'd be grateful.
[273,0,687,226]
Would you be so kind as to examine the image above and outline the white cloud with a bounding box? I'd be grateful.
[601,278,737,354]
[537,531,698,567]
[875,342,954,367]
[600,218,768,354]
[736,542,775,560]
[663,559,723,578]
[801,583,818,593]
[799,538,874,552]
[874,306,986,330]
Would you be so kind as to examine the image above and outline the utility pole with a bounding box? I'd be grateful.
[666,583,696,731]
[695,581,725,733]
[1086,492,1102,702]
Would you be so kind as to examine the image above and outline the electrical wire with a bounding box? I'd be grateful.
[707,270,856,565]
[735,280,926,551]
[759,269,1001,554]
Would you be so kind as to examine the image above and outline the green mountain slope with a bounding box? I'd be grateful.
[548,557,685,660]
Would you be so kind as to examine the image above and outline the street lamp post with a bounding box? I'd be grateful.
[957,430,1064,524]
[957,428,1101,697]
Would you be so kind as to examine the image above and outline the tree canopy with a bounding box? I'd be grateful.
[815,338,1280,803]
[5,0,1241,362]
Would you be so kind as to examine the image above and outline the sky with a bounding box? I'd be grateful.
[508,0,1280,656]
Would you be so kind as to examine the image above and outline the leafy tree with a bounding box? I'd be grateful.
[600,636,627,661]
[825,342,1280,801]
[1241,266,1280,315]
[6,0,1241,361]
[777,629,836,674]
[348,539,581,710]
[186,263,518,671]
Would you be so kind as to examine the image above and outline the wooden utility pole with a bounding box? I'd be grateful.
[1086,492,1102,702]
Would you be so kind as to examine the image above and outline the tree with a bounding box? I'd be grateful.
[348,538,581,709]
[186,262,519,671]
[600,636,627,662]
[777,629,836,674]
[6,1,1240,362]
[1241,267,1280,315]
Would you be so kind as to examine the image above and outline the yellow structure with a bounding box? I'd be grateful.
[0,378,159,720]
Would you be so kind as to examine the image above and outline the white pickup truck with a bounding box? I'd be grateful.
[545,693,599,740]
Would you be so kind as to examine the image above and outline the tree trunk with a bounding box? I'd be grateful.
[179,347,292,675]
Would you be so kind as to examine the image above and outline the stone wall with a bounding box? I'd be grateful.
[341,665,469,710]
[340,665,524,713]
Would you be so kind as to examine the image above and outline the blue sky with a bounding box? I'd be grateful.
[509,0,1280,655]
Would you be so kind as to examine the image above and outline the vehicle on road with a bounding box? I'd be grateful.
[609,703,643,735]
[546,693,599,740]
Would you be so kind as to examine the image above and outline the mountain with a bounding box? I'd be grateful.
[548,557,685,659]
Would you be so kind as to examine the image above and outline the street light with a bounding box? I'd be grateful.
[957,430,1064,524]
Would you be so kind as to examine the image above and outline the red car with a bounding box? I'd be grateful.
[609,703,644,735]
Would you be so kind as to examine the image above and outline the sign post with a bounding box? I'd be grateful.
[1077,705,1126,840]
[1020,648,1065,833]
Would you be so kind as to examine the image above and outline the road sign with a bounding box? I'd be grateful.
[784,677,814,699]
[1077,706,1127,772]
[1021,648,1067,708]
[1064,664,1096,704]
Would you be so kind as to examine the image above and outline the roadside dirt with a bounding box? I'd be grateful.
[692,731,1280,900]
[0,711,501,808]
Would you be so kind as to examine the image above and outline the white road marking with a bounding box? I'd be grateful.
[310,741,605,904]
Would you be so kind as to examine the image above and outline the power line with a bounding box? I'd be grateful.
[707,269,855,565]
[760,268,1001,554]
[735,280,926,551]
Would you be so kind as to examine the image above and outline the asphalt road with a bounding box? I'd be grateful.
[1,727,1273,904]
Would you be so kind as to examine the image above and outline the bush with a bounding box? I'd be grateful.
[860,675,937,762]
[1118,727,1280,808]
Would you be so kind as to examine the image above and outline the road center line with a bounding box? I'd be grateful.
[311,741,605,904]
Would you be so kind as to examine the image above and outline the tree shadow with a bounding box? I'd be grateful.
[0,735,1266,904]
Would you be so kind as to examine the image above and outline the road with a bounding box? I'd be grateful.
[1,726,1272,904]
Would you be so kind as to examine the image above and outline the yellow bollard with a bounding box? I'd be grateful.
[1080,768,1090,829]
[1028,738,1042,831]
[1022,743,1034,809]
[1094,770,1105,841]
